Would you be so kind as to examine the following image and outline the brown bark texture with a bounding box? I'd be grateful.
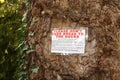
[26,0,120,80]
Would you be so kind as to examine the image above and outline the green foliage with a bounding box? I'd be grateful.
[16,41,29,80]
[15,0,31,80]
[16,42,36,80]
[0,0,31,79]
[0,0,24,80]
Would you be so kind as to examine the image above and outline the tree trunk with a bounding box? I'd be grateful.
[26,0,120,80]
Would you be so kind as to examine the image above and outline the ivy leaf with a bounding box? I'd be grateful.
[28,31,34,37]
[26,49,35,54]
[5,49,8,54]
[31,66,39,73]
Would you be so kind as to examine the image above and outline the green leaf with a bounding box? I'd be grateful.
[15,41,25,50]
[5,49,8,54]
[28,31,34,37]
[31,66,39,73]
[26,49,35,54]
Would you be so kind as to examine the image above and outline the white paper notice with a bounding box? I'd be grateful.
[51,29,86,54]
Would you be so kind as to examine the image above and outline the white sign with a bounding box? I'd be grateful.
[51,29,86,54]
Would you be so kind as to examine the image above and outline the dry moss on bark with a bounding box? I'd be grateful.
[26,0,120,80]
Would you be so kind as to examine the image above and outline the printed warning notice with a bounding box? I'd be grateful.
[51,29,86,54]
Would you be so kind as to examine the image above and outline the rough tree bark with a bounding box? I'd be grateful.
[26,0,120,80]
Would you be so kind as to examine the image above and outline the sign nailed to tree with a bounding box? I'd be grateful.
[51,29,86,54]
